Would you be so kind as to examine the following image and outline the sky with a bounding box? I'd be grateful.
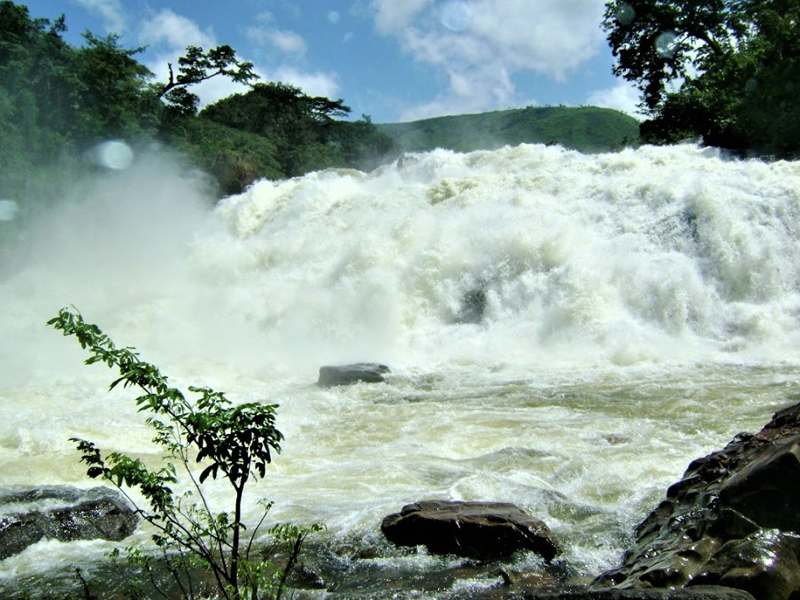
[20,0,643,123]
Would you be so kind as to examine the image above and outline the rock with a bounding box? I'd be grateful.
[288,563,326,589]
[593,400,800,597]
[717,436,800,531]
[689,530,800,600]
[513,586,756,599]
[317,363,390,387]
[0,486,139,560]
[381,500,561,561]
[456,287,487,324]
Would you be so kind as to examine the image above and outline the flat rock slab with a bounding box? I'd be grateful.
[318,363,390,386]
[0,486,139,560]
[381,500,560,561]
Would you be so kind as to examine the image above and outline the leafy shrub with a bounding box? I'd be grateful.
[48,307,320,600]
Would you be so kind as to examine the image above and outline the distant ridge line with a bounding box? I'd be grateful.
[376,105,640,154]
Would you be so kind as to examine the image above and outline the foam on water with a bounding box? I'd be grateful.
[1,144,799,590]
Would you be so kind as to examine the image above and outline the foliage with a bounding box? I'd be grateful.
[200,82,387,177]
[48,307,320,600]
[156,45,257,118]
[377,105,640,154]
[162,115,285,196]
[603,0,800,156]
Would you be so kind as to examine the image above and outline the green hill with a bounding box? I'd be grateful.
[377,106,640,154]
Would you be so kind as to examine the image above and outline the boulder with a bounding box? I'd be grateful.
[0,486,139,560]
[717,436,800,531]
[317,363,390,387]
[592,401,800,599]
[381,500,561,561]
[689,530,800,600]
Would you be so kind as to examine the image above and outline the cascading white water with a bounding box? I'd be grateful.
[1,143,799,595]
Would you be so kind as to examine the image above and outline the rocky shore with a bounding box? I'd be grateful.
[509,399,800,600]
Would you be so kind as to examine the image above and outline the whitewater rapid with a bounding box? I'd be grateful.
[0,143,798,594]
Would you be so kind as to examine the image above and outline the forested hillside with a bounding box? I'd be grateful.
[0,1,394,206]
[378,106,640,154]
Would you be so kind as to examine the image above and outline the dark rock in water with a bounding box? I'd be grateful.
[513,586,755,599]
[0,486,139,560]
[318,363,390,386]
[381,500,561,561]
[591,401,800,600]
[456,287,488,324]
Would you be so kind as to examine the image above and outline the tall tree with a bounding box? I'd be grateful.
[74,32,156,139]
[200,82,351,176]
[156,44,257,117]
[603,0,800,156]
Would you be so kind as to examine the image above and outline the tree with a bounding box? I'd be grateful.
[48,307,319,600]
[200,82,351,176]
[603,0,745,110]
[156,45,258,117]
[603,0,800,156]
[74,32,157,139]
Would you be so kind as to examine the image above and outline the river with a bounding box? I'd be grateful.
[0,143,798,598]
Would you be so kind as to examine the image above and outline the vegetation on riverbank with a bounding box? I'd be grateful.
[604,0,800,157]
[0,1,394,206]
[0,0,645,220]
[48,307,319,600]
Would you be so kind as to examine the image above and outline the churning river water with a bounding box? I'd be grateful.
[0,143,799,598]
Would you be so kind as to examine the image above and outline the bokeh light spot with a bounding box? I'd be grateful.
[440,1,472,32]
[0,199,19,222]
[616,3,635,25]
[93,140,134,170]
[655,31,679,58]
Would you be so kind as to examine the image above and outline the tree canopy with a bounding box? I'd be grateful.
[0,1,395,206]
[200,83,392,177]
[603,0,800,156]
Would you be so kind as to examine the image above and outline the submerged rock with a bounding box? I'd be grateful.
[456,287,488,324]
[0,485,139,560]
[381,500,561,561]
[317,363,390,386]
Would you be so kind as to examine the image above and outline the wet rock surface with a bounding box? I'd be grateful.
[381,500,561,561]
[0,485,139,560]
[507,586,756,599]
[591,401,800,600]
[317,363,390,386]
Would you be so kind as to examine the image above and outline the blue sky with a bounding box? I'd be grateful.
[21,0,642,123]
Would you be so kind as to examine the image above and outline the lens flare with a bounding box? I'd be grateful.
[93,140,134,170]
[440,1,472,32]
[0,199,18,222]
[616,3,635,26]
[655,31,679,58]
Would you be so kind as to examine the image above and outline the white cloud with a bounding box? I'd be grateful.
[136,9,338,110]
[586,80,644,119]
[247,27,307,55]
[139,9,216,50]
[269,67,340,98]
[371,0,433,34]
[373,0,607,116]
[138,10,241,108]
[399,64,514,121]
[73,0,126,34]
